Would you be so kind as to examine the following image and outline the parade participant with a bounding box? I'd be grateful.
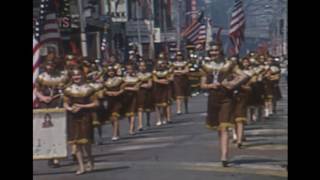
[200,44,248,167]
[153,56,171,126]
[271,57,282,113]
[63,68,98,175]
[103,65,125,141]
[246,53,264,122]
[35,59,69,168]
[137,61,153,129]
[87,62,105,145]
[166,54,174,123]
[172,51,190,115]
[188,53,202,97]
[262,56,281,118]
[232,57,255,148]
[122,63,141,135]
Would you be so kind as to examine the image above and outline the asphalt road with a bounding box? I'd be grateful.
[33,77,287,180]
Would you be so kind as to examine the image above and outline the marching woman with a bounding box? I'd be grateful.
[172,51,190,115]
[153,56,171,126]
[122,63,141,135]
[87,62,105,145]
[271,57,282,114]
[262,56,282,118]
[200,44,247,167]
[188,53,202,97]
[166,55,174,123]
[35,60,69,168]
[103,65,125,141]
[232,57,255,148]
[246,53,264,122]
[137,61,153,129]
[63,68,98,175]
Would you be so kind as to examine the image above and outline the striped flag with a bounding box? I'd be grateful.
[33,0,61,107]
[181,13,206,49]
[33,36,41,108]
[34,0,61,44]
[229,0,245,55]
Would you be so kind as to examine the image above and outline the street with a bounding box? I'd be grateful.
[33,78,287,180]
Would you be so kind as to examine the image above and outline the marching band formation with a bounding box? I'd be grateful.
[34,42,283,175]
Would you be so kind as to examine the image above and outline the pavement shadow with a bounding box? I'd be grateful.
[245,134,286,138]
[33,166,130,176]
[231,158,280,165]
[136,130,164,135]
[243,142,284,148]
[93,152,124,158]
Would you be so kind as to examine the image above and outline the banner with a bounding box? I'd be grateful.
[104,0,128,22]
[33,108,67,160]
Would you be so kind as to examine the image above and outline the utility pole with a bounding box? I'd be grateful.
[177,0,182,50]
[78,0,88,57]
[163,0,168,54]
[136,0,143,56]
[148,0,155,60]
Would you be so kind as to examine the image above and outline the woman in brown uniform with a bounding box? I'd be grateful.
[153,58,171,126]
[200,44,247,167]
[247,54,265,122]
[172,51,190,115]
[262,56,281,118]
[123,63,141,135]
[137,61,153,129]
[104,65,125,141]
[35,60,69,168]
[87,63,105,145]
[232,57,255,148]
[63,68,98,175]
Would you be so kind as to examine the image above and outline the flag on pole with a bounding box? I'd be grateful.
[33,0,61,107]
[229,0,245,55]
[181,12,206,50]
[205,18,213,51]
[34,0,61,44]
[33,35,41,108]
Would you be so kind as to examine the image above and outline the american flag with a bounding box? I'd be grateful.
[181,12,206,50]
[34,0,61,44]
[33,36,40,107]
[229,0,245,55]
[33,0,61,107]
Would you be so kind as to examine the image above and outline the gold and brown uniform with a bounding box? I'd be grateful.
[35,70,69,108]
[104,76,125,119]
[202,60,247,130]
[137,72,154,112]
[233,68,255,123]
[172,60,190,100]
[64,83,97,144]
[122,74,140,117]
[152,67,170,107]
[188,61,202,93]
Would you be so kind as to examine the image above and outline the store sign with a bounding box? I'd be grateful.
[58,16,71,29]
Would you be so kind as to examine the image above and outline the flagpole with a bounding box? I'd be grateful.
[177,0,182,50]
[78,0,88,57]
[136,0,142,56]
[149,0,155,60]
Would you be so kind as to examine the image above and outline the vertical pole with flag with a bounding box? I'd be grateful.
[33,35,41,108]
[228,0,245,56]
[205,18,213,51]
